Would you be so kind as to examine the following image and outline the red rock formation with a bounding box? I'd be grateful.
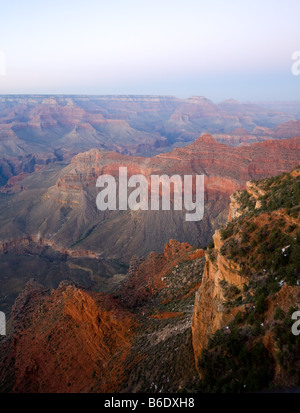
[1,280,135,393]
[0,239,205,393]
[55,135,300,192]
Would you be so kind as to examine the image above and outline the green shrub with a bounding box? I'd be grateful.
[274,307,285,321]
[255,293,267,315]
[220,222,235,240]
[198,329,274,392]
[207,239,214,249]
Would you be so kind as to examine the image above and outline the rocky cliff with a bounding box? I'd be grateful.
[192,167,300,391]
[192,229,248,362]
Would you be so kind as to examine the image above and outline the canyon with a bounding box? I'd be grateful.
[0,132,299,320]
[0,95,299,393]
[0,95,299,186]
[0,167,299,392]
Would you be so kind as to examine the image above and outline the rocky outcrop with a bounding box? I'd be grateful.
[228,193,243,221]
[0,240,205,393]
[192,230,248,364]
[0,280,135,393]
[227,180,267,221]
[191,167,300,390]
[120,239,203,308]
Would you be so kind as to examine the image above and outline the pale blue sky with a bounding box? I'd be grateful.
[0,0,299,101]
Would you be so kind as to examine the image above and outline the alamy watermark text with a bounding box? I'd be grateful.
[0,311,6,336]
[292,51,300,76]
[96,167,204,222]
[292,311,300,336]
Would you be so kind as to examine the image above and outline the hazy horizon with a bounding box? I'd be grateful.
[1,0,300,101]
[1,93,300,106]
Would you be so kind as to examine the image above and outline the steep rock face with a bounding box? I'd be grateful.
[227,194,243,221]
[192,167,300,390]
[192,230,248,363]
[0,280,135,393]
